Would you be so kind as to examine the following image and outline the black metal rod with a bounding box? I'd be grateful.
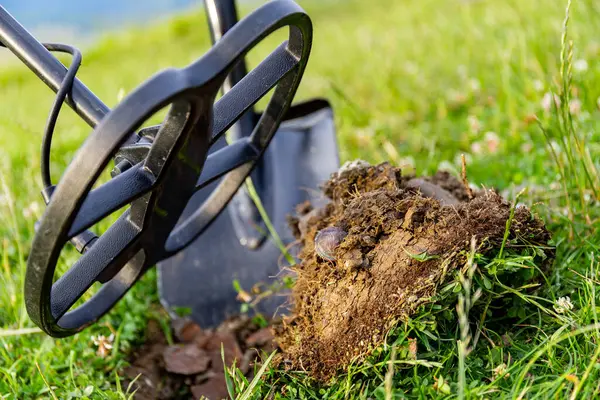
[0,5,109,128]
[204,0,255,139]
[204,0,266,250]
[204,0,248,93]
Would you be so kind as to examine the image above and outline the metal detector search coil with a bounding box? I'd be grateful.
[0,0,313,337]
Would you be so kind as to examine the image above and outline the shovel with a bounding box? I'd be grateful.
[158,0,340,328]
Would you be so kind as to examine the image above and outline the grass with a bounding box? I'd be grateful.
[1,0,600,398]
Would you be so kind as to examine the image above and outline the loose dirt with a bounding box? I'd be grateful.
[124,316,275,399]
[125,161,551,394]
[277,161,551,381]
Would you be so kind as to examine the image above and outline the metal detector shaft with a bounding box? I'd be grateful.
[0,5,108,127]
[205,0,248,95]
[204,0,269,249]
[204,0,254,140]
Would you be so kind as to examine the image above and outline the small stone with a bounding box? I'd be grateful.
[163,344,210,375]
[245,327,274,347]
[315,227,347,261]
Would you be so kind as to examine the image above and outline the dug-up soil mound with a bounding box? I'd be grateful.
[277,161,551,381]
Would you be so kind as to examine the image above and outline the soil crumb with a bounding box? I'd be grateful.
[124,316,275,399]
[277,161,551,381]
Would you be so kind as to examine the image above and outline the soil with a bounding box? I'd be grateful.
[124,316,275,400]
[277,161,551,381]
[124,160,552,393]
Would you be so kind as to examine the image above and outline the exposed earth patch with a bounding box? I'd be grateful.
[125,161,551,396]
[277,161,551,381]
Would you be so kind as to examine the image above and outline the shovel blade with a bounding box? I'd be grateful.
[158,100,338,327]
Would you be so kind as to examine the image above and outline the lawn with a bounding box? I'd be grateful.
[1,0,600,398]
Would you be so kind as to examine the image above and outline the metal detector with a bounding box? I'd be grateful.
[0,0,338,338]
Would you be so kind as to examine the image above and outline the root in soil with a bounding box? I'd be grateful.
[277,161,551,381]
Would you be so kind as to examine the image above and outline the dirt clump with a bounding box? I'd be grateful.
[277,161,550,381]
[124,316,275,400]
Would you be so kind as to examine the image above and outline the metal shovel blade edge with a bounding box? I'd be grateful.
[157,99,339,328]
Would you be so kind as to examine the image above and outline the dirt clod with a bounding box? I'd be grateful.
[246,327,274,347]
[190,375,228,400]
[277,161,551,381]
[205,331,243,373]
[172,318,203,343]
[406,178,459,205]
[163,344,210,375]
[125,316,276,399]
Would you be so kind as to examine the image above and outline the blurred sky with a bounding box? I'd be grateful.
[2,0,202,45]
